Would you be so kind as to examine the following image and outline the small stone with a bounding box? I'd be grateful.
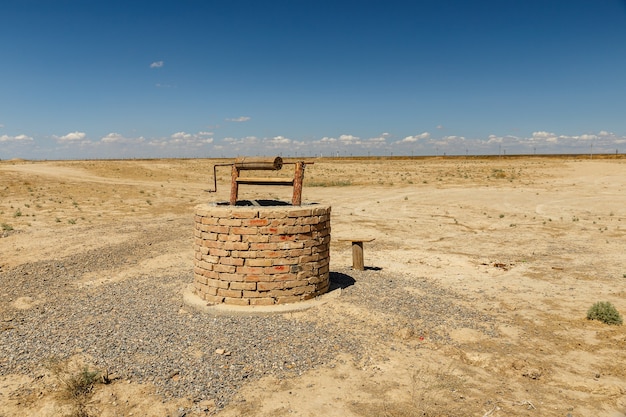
[215,348,225,355]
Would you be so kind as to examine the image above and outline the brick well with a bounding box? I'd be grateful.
[193,203,331,305]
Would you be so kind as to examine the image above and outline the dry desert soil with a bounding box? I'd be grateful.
[1,156,625,417]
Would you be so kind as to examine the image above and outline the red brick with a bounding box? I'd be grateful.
[201,232,219,241]
[243,218,269,226]
[268,234,296,242]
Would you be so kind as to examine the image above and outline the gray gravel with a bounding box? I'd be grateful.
[0,221,496,412]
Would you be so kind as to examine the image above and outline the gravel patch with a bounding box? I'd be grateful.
[0,221,497,412]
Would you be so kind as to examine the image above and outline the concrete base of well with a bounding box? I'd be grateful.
[182,284,341,316]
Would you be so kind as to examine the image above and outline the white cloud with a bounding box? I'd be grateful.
[0,134,33,142]
[339,134,360,143]
[226,116,251,122]
[319,136,337,143]
[267,135,291,145]
[436,125,444,129]
[55,131,86,142]
[100,133,145,144]
[150,61,164,68]
[532,131,556,140]
[401,132,430,142]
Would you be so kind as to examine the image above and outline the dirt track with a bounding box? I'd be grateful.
[1,157,625,416]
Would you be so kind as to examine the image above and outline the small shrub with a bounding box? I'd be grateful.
[1,223,13,231]
[587,301,623,325]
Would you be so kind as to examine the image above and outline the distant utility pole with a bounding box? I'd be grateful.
[590,143,593,159]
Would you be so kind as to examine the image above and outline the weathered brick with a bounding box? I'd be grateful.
[249,242,281,251]
[265,265,290,274]
[218,218,242,226]
[229,281,257,291]
[236,266,265,275]
[262,210,287,219]
[268,234,296,242]
[257,281,284,291]
[231,250,258,258]
[243,218,269,226]
[223,297,250,306]
[207,278,229,289]
[222,241,249,251]
[231,209,259,219]
[201,216,220,225]
[201,254,220,263]
[201,270,220,279]
[204,225,231,234]
[250,297,276,306]
[271,257,299,266]
[243,274,265,282]
[218,233,242,242]
[286,208,313,217]
[230,226,258,235]
[242,290,265,298]
[269,217,296,226]
[209,248,229,257]
[275,295,303,304]
[221,257,245,266]
[201,232,219,241]
[245,258,273,267]
[218,288,242,298]
[213,264,236,273]
[243,234,270,243]
[218,272,246,282]
[204,294,224,304]
[194,273,208,285]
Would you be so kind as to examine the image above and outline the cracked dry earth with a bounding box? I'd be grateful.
[1,156,626,417]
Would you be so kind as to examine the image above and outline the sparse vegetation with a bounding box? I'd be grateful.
[587,301,623,325]
[1,223,13,231]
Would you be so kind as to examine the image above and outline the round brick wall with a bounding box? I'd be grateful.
[193,203,331,306]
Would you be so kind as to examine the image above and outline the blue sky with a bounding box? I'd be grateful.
[1,0,626,159]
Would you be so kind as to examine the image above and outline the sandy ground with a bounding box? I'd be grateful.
[1,156,625,416]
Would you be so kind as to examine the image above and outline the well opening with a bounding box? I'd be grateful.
[193,201,331,306]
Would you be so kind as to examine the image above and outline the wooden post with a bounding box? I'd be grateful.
[292,161,305,206]
[352,241,365,270]
[229,165,239,205]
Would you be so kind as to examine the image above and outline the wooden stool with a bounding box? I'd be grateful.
[339,238,375,271]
